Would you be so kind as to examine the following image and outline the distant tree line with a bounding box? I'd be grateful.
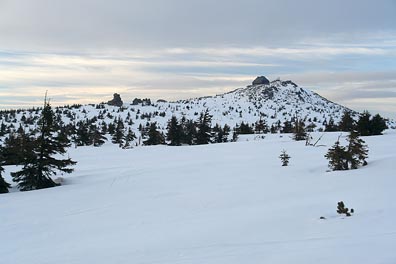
[0,101,389,193]
[324,111,387,136]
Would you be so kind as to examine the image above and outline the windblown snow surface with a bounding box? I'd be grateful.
[1,131,396,264]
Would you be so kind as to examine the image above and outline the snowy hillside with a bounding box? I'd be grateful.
[1,77,380,146]
[174,79,355,128]
[1,131,396,263]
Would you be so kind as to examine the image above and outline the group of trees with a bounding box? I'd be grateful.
[0,97,76,193]
[145,110,232,146]
[325,131,368,171]
[0,99,389,194]
[325,111,387,136]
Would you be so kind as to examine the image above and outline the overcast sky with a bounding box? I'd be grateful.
[0,0,395,117]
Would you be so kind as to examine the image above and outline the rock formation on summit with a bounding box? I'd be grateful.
[252,76,270,85]
[108,93,123,107]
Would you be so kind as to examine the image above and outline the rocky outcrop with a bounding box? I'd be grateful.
[252,76,270,85]
[108,93,123,107]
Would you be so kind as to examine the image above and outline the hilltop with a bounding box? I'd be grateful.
[3,76,389,148]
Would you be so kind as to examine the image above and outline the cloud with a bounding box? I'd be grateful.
[0,0,395,51]
[0,0,395,118]
[0,45,395,117]
[277,71,396,118]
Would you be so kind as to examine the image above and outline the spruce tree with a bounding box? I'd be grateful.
[281,120,293,133]
[11,96,76,191]
[255,118,268,134]
[325,139,349,171]
[337,201,353,217]
[232,130,239,142]
[195,109,212,145]
[338,111,355,132]
[112,118,125,146]
[1,131,30,165]
[293,118,307,141]
[212,124,224,143]
[123,128,136,148]
[0,160,11,193]
[324,117,338,132]
[347,131,368,169]
[144,122,165,145]
[180,119,196,145]
[279,150,291,166]
[212,124,230,143]
[166,116,182,146]
[370,114,387,135]
[91,125,107,147]
[107,122,116,135]
[237,122,254,134]
[75,121,91,146]
[222,124,231,142]
[356,111,371,136]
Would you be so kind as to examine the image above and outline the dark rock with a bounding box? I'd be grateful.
[142,98,151,106]
[132,98,142,105]
[252,76,270,85]
[132,98,151,106]
[108,93,123,107]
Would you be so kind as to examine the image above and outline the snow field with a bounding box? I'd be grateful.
[1,131,396,263]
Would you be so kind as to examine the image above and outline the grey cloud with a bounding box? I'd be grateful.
[279,71,396,87]
[1,0,395,51]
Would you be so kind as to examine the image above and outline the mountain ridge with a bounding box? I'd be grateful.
[0,76,393,147]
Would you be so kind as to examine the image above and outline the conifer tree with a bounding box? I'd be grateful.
[1,132,29,165]
[236,122,254,134]
[346,131,368,169]
[112,118,125,146]
[325,138,349,171]
[166,116,182,146]
[0,122,6,136]
[338,111,355,132]
[0,160,11,193]
[255,118,268,134]
[11,96,76,191]
[75,121,91,146]
[356,111,371,136]
[270,124,277,134]
[279,150,291,166]
[293,118,307,141]
[337,201,353,217]
[212,123,230,143]
[101,122,108,134]
[232,130,239,142]
[222,124,231,142]
[324,117,338,132]
[144,122,165,145]
[107,122,116,135]
[91,124,107,147]
[57,126,71,146]
[281,120,293,133]
[180,117,196,145]
[370,114,387,135]
[195,109,212,145]
[123,128,136,148]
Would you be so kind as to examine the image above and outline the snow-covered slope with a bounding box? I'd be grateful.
[1,77,394,146]
[171,79,355,127]
[1,131,396,263]
[0,78,366,141]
